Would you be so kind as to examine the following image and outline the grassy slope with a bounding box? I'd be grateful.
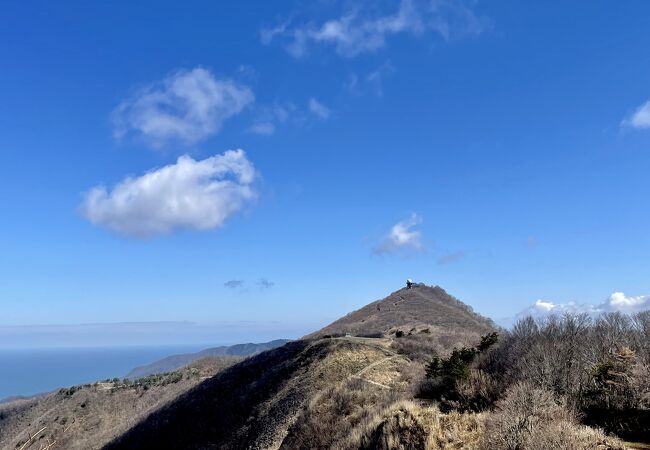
[0,357,239,450]
[104,338,406,450]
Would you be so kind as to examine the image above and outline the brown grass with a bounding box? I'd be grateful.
[343,401,485,450]
[309,285,495,340]
[0,357,238,450]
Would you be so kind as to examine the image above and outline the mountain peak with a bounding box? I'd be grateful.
[308,284,494,338]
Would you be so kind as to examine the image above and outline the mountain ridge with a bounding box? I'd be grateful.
[0,284,500,450]
[126,339,290,378]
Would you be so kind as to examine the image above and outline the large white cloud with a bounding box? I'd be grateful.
[374,213,423,254]
[112,68,254,147]
[621,100,650,129]
[81,149,256,237]
[513,292,650,323]
[262,0,487,58]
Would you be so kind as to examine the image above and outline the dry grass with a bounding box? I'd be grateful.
[309,285,495,340]
[0,357,238,450]
[343,400,485,450]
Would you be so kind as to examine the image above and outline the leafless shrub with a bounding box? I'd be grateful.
[481,381,570,449]
[391,330,478,364]
[526,421,625,450]
[480,382,624,450]
[342,401,485,450]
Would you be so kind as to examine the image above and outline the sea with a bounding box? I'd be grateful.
[0,345,207,401]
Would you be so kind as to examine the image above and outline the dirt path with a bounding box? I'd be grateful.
[354,355,398,378]
[350,352,401,390]
[625,442,650,450]
[268,342,401,450]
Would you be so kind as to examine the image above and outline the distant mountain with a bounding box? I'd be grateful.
[102,284,498,449]
[125,339,290,378]
[308,283,495,338]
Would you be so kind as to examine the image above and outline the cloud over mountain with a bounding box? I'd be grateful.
[514,292,650,322]
[112,67,254,147]
[374,213,423,254]
[81,149,256,237]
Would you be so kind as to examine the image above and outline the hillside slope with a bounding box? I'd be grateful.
[126,339,290,378]
[104,284,496,449]
[1,284,624,449]
[309,284,495,339]
[104,338,411,450]
[0,357,240,450]
[0,284,503,450]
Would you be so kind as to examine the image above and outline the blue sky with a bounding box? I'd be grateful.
[1,0,650,347]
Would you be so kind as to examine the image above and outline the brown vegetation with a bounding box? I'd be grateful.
[478,312,650,441]
[481,382,624,450]
[0,357,239,450]
[3,284,646,449]
[308,285,495,340]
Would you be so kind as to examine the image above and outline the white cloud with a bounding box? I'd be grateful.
[308,98,331,119]
[248,103,294,136]
[622,100,650,129]
[112,67,254,147]
[374,213,423,254]
[512,292,650,323]
[262,0,487,58]
[80,149,256,237]
[606,292,650,311]
[248,122,276,135]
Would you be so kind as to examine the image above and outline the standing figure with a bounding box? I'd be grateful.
[406,279,413,289]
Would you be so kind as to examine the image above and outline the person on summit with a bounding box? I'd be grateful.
[406,279,413,289]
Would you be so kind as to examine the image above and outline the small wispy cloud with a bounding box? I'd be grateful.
[346,61,396,97]
[248,122,276,135]
[308,98,331,119]
[437,250,466,265]
[621,100,650,129]
[112,67,254,147]
[80,149,256,237]
[374,213,423,255]
[257,278,275,289]
[248,102,296,136]
[262,0,488,58]
[224,279,244,289]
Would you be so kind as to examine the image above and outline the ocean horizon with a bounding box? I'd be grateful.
[0,344,210,401]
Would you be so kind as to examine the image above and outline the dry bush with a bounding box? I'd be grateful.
[526,421,625,450]
[454,369,500,412]
[391,329,485,365]
[480,382,624,450]
[280,377,400,449]
[630,362,650,408]
[342,401,485,450]
[481,313,650,440]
